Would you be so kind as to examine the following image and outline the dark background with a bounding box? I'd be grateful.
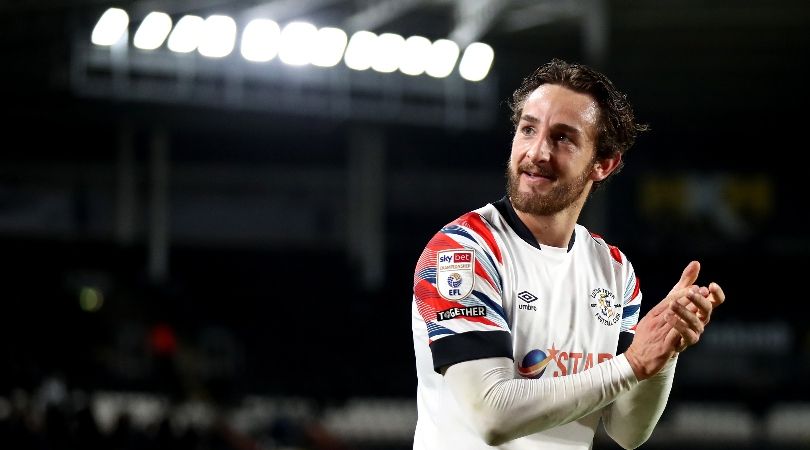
[2,0,809,449]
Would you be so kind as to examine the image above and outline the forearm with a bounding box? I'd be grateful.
[602,356,678,449]
[443,355,639,446]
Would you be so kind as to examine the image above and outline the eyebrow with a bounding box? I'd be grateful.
[520,114,583,136]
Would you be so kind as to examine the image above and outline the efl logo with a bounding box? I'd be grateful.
[436,249,474,300]
[454,253,472,263]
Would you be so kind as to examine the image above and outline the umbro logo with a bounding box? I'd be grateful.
[518,291,538,303]
[517,291,538,311]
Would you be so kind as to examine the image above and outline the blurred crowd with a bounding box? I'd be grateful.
[0,378,351,450]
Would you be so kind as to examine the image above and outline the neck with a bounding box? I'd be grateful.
[512,195,586,248]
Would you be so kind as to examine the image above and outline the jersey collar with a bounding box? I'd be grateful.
[492,196,576,252]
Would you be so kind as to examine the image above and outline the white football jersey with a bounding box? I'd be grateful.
[412,197,641,450]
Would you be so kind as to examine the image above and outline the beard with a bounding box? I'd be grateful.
[506,160,593,216]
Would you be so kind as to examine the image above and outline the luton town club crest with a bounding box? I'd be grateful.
[436,250,475,300]
[589,288,621,326]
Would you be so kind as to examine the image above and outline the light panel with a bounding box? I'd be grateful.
[426,39,460,79]
[240,19,281,62]
[344,31,377,71]
[311,27,348,68]
[198,15,237,58]
[133,11,172,50]
[459,42,494,82]
[167,15,204,53]
[279,21,317,66]
[399,35,431,76]
[91,8,129,46]
[372,33,405,74]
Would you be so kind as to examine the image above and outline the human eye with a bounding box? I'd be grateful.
[520,125,535,136]
[552,133,570,143]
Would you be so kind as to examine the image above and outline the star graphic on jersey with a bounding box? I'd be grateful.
[547,343,560,361]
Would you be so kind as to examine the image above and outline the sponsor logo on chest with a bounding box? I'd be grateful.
[518,344,614,378]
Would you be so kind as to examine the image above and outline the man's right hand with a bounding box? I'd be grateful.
[624,261,708,380]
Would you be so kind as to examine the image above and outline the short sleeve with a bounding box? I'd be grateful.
[412,212,511,372]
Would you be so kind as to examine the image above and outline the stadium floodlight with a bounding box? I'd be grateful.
[311,27,347,68]
[399,35,431,76]
[198,15,237,58]
[279,21,317,66]
[371,33,405,73]
[344,31,377,71]
[167,15,204,53]
[91,8,129,46]
[240,19,281,62]
[459,42,494,82]
[133,12,172,50]
[425,39,459,79]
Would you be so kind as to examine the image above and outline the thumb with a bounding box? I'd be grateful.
[671,260,700,292]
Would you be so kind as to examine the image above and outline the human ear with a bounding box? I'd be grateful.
[591,153,622,182]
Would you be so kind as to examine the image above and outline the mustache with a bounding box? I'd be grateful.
[517,163,556,179]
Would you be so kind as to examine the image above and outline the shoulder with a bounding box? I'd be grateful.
[578,224,631,267]
[431,205,505,265]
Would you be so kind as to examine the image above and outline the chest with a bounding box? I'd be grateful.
[501,245,624,378]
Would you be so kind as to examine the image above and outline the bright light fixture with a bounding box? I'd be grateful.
[311,27,348,68]
[372,33,405,73]
[133,11,172,50]
[459,42,494,82]
[167,15,204,53]
[399,35,431,76]
[425,39,459,79]
[94,9,490,82]
[240,19,281,62]
[198,15,237,58]
[91,8,129,46]
[279,21,317,66]
[344,31,377,71]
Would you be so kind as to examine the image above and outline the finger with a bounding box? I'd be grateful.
[663,314,693,351]
[708,282,725,308]
[673,286,700,306]
[680,301,712,326]
[667,310,701,349]
[669,286,701,316]
[651,286,699,316]
[665,325,685,351]
[683,289,713,323]
[671,260,701,292]
[671,320,700,349]
[670,298,705,336]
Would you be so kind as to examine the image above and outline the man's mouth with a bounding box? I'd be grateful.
[521,168,556,181]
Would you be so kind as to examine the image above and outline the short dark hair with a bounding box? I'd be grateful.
[509,59,648,183]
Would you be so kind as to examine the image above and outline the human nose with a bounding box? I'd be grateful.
[525,132,551,163]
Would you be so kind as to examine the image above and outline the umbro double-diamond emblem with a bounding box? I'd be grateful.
[518,290,538,311]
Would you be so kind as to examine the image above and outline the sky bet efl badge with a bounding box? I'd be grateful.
[436,249,475,300]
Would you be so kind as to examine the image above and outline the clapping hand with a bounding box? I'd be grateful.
[624,261,725,380]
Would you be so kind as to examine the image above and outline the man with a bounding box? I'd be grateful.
[411,59,725,450]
